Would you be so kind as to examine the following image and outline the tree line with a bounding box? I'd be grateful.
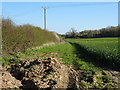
[62,26,120,38]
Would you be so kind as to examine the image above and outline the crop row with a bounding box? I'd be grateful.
[66,38,120,71]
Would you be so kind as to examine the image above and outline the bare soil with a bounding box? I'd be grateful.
[1,55,120,89]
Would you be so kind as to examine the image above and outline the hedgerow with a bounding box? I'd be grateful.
[2,19,62,54]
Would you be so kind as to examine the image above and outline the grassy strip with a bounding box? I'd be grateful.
[22,43,97,71]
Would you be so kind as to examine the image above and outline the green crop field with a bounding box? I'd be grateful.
[66,37,120,70]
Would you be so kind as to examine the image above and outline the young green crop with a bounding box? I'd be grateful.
[66,37,119,71]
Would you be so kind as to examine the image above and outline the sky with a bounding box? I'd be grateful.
[2,2,118,34]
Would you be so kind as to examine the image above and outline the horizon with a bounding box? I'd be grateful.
[2,2,118,34]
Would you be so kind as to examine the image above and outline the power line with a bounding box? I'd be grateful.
[41,2,115,30]
[47,2,114,8]
[3,2,115,17]
[3,8,43,18]
[3,2,116,30]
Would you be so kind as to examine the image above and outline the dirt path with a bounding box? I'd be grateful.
[1,56,79,89]
[1,54,120,89]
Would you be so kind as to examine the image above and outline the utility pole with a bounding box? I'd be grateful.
[42,7,47,30]
[44,8,46,30]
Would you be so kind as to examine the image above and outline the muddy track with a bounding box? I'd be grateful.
[1,57,79,89]
[1,55,120,89]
